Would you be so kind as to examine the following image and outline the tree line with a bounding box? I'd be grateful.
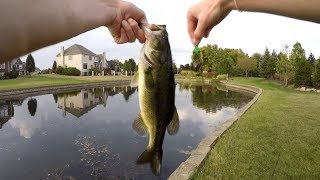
[181,42,320,87]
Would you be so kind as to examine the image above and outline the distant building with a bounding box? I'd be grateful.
[56,44,113,76]
[0,58,27,76]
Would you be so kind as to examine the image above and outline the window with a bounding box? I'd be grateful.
[83,63,88,69]
[83,72,88,76]
[84,93,88,99]
[69,56,72,60]
[89,56,92,60]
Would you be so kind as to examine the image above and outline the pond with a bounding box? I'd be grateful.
[0,83,254,180]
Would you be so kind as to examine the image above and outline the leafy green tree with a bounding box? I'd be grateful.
[290,42,312,86]
[52,61,57,73]
[312,61,320,87]
[250,53,262,77]
[26,54,35,74]
[123,58,136,72]
[236,56,257,77]
[276,45,294,86]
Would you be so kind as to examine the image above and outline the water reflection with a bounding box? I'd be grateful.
[27,98,37,116]
[0,98,25,128]
[179,82,254,113]
[53,86,137,118]
[0,84,254,179]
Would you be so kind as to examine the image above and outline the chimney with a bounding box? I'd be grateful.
[60,46,65,67]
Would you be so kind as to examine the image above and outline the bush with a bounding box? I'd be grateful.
[56,66,64,74]
[216,74,227,80]
[207,72,214,78]
[180,70,198,77]
[56,66,80,76]
[1,71,19,80]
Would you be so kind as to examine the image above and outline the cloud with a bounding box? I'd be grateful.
[22,0,320,69]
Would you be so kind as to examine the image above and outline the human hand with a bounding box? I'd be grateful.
[107,0,148,44]
[187,0,234,46]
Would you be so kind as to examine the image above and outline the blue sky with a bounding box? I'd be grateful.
[23,0,320,69]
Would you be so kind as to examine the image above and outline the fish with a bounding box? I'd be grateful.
[131,24,179,175]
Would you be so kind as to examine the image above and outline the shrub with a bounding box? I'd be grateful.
[180,70,198,77]
[207,72,214,78]
[1,71,19,80]
[56,66,64,74]
[216,74,227,80]
[63,67,81,76]
[56,66,80,76]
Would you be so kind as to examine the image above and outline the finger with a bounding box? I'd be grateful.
[128,18,146,43]
[194,18,207,46]
[116,28,129,44]
[204,29,211,38]
[122,20,136,43]
[187,10,197,45]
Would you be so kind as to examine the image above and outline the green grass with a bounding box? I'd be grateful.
[0,74,131,91]
[191,78,320,179]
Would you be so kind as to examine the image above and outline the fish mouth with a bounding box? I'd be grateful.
[139,24,164,39]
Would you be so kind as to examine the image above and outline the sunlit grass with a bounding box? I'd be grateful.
[0,74,131,91]
[191,77,320,179]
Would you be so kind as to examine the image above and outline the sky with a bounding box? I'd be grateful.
[21,0,320,70]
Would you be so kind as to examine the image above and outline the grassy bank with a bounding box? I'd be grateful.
[191,78,320,179]
[0,74,131,91]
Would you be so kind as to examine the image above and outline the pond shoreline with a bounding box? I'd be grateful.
[0,80,131,100]
[169,80,262,180]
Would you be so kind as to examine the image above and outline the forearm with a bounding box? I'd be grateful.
[0,0,118,62]
[235,0,320,23]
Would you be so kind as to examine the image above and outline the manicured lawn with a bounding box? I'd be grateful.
[191,78,320,179]
[0,74,131,91]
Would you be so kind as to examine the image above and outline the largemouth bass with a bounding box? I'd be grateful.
[131,24,179,175]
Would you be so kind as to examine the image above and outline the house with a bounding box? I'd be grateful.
[56,44,110,76]
[0,58,27,76]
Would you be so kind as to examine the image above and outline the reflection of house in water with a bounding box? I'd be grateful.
[0,99,25,128]
[56,86,136,118]
[57,88,108,118]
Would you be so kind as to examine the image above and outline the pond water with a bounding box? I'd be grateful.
[0,83,254,180]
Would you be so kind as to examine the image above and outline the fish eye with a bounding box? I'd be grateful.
[163,36,168,40]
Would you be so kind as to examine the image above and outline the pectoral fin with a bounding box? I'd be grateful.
[132,114,147,136]
[167,106,180,135]
[131,72,139,87]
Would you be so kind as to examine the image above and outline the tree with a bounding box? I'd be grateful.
[290,42,311,86]
[236,56,257,77]
[312,61,320,87]
[52,61,57,73]
[122,58,136,72]
[184,63,190,70]
[260,48,277,79]
[307,53,316,66]
[27,98,37,116]
[276,45,294,86]
[250,53,263,77]
[172,63,178,74]
[26,54,36,74]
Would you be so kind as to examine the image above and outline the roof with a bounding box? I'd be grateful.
[106,60,115,66]
[56,44,97,57]
[12,58,23,65]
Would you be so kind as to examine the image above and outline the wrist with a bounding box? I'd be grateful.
[221,0,236,11]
